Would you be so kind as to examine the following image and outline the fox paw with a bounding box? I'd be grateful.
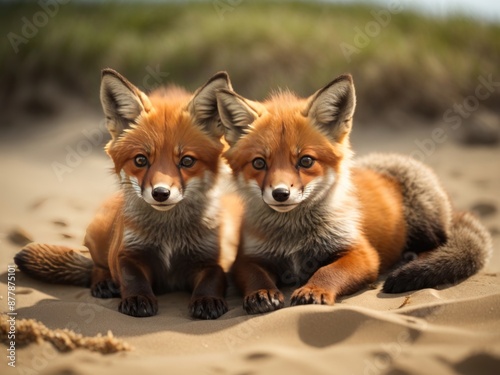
[243,289,284,314]
[118,295,158,317]
[189,296,228,320]
[91,279,120,299]
[290,286,334,306]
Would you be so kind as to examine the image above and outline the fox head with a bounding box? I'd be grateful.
[100,69,231,211]
[217,74,355,213]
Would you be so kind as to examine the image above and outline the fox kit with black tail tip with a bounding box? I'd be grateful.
[15,69,232,319]
[217,74,492,314]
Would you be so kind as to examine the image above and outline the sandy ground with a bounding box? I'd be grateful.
[1,104,499,374]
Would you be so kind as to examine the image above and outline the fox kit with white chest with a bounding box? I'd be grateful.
[15,69,232,319]
[217,74,492,314]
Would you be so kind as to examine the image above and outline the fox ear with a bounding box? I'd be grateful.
[302,74,356,143]
[100,68,152,141]
[216,90,262,146]
[187,71,232,138]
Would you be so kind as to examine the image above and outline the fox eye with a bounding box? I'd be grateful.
[180,155,196,168]
[298,155,315,169]
[134,154,148,168]
[252,158,266,170]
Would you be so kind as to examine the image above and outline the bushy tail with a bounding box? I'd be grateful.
[383,212,493,293]
[14,243,93,287]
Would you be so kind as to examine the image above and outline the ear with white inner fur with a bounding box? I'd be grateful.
[216,89,262,146]
[100,68,152,141]
[302,74,356,143]
[187,71,232,138]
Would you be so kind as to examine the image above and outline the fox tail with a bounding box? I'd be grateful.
[14,243,93,287]
[383,212,492,293]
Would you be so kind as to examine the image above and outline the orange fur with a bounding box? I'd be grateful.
[291,236,380,304]
[217,72,491,312]
[218,193,244,271]
[352,168,407,271]
[218,75,409,313]
[108,93,223,179]
[225,93,345,179]
[15,70,233,319]
[96,94,224,284]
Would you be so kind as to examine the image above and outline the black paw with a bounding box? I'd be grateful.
[189,296,228,320]
[91,279,121,299]
[118,295,158,317]
[243,289,284,314]
[290,286,334,306]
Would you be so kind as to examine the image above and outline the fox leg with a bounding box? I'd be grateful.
[117,253,158,317]
[188,264,228,320]
[291,238,380,306]
[90,266,120,299]
[232,256,284,314]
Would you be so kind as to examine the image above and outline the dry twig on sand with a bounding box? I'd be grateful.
[0,314,132,354]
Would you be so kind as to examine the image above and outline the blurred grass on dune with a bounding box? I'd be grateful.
[1,0,499,122]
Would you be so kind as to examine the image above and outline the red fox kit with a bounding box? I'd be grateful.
[216,74,492,314]
[15,69,232,319]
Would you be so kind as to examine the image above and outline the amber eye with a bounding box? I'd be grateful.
[134,154,148,168]
[252,158,266,170]
[298,155,315,169]
[180,155,196,168]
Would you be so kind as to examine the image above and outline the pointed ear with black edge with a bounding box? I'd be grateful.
[187,71,233,138]
[302,74,356,143]
[216,89,262,146]
[100,68,152,142]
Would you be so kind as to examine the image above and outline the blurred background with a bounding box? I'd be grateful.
[0,0,499,259]
[1,0,500,129]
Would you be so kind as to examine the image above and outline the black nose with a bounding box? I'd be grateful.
[272,187,290,202]
[152,187,170,202]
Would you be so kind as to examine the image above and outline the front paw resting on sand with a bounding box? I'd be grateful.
[119,295,158,317]
[189,296,228,320]
[244,289,284,314]
[290,286,334,306]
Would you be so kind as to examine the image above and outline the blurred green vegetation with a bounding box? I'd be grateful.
[1,1,499,122]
